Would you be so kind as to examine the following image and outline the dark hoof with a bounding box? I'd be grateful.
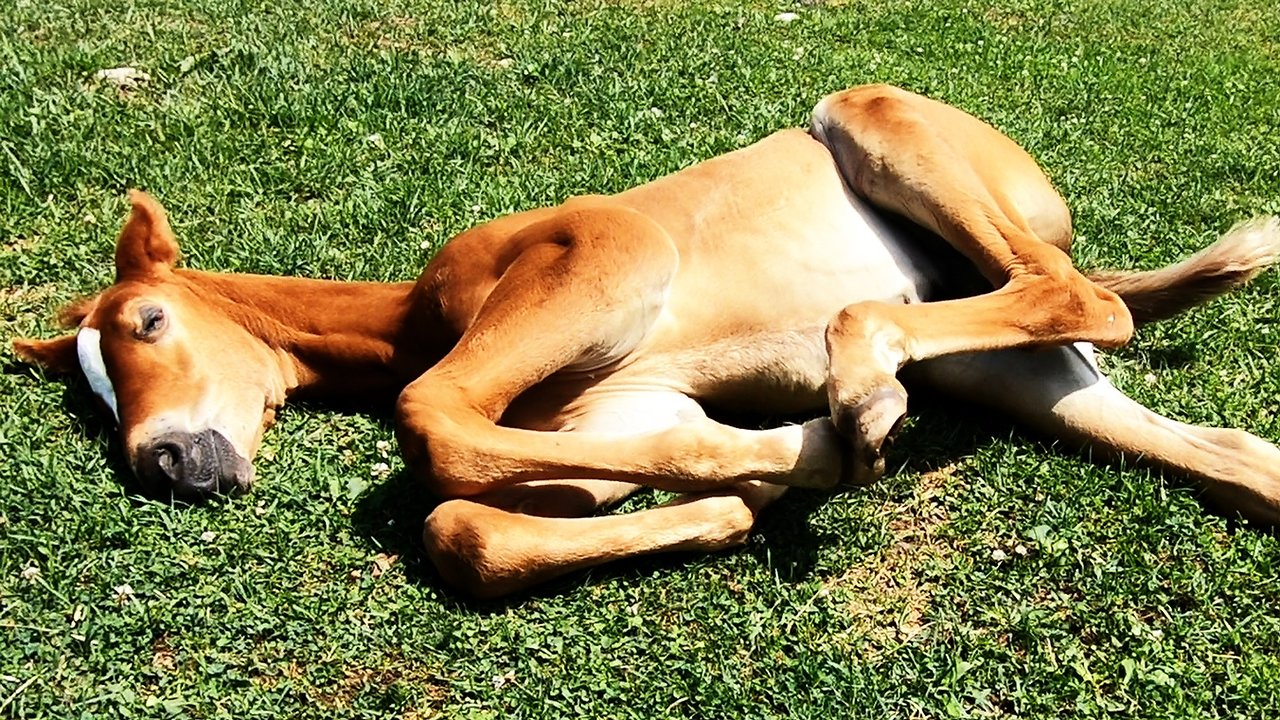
[830,382,909,486]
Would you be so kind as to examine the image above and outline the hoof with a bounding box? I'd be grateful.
[830,380,908,486]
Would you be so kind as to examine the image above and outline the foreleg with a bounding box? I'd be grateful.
[396,202,845,497]
[425,481,789,598]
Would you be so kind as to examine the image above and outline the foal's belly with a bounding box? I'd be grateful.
[624,323,834,414]
[635,194,945,414]
[518,206,944,424]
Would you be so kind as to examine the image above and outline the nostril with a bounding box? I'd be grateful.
[152,442,185,483]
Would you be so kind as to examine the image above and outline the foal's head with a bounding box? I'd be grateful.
[13,192,290,501]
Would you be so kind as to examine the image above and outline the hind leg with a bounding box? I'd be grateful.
[912,345,1280,524]
[811,85,1134,481]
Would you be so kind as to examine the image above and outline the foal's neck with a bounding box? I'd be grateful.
[182,270,447,401]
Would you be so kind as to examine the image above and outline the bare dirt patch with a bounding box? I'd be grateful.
[252,653,449,715]
[151,634,178,672]
[830,462,962,653]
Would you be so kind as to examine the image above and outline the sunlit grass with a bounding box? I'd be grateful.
[2,0,1278,717]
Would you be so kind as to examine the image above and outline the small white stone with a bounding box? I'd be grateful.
[200,531,217,543]
[1144,373,1157,384]
[94,66,150,89]
[1014,544,1028,556]
[21,565,40,582]
[991,548,1008,561]
[371,462,391,478]
[113,584,135,604]
[774,12,800,22]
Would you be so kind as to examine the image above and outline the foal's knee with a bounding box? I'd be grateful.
[1042,276,1134,348]
[825,301,910,374]
[395,385,496,498]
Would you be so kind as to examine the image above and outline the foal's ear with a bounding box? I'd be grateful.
[12,334,80,375]
[10,295,97,375]
[115,190,179,281]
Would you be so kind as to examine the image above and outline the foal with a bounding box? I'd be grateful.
[14,85,1280,597]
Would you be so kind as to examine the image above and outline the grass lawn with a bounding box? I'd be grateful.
[2,0,1279,717]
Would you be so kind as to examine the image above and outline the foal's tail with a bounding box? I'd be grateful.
[1089,216,1280,326]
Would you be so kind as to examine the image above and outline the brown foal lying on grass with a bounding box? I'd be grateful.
[14,85,1280,598]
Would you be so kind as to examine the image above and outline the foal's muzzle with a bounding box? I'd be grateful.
[134,429,253,502]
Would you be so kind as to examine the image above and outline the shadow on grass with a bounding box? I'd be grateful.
[743,394,1013,580]
[350,468,445,586]
[345,392,1021,608]
[46,368,149,495]
[1133,343,1201,370]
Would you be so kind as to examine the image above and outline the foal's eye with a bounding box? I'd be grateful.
[137,306,166,339]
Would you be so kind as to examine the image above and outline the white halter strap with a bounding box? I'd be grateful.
[76,327,120,423]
